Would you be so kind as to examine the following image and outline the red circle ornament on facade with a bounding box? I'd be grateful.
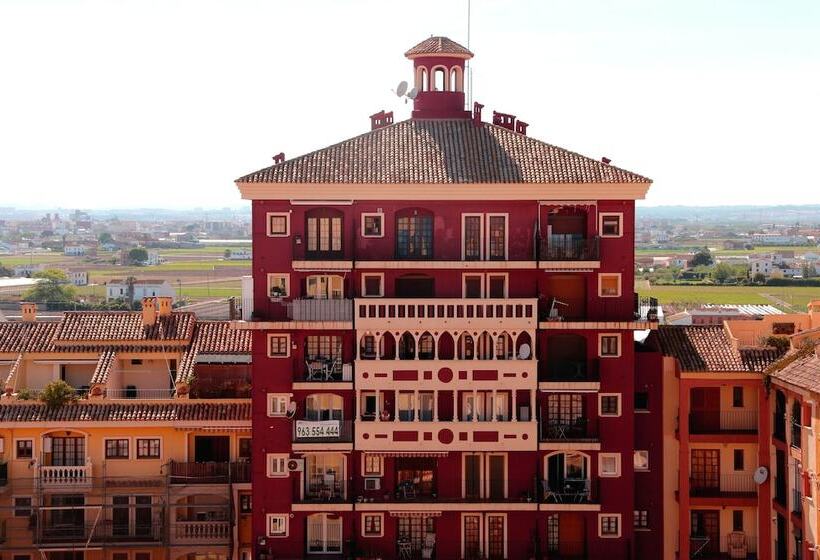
[437,368,453,383]
[438,429,454,444]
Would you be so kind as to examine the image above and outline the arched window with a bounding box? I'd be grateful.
[458,333,474,360]
[305,394,343,420]
[477,332,493,360]
[449,66,462,92]
[399,332,416,360]
[495,332,513,360]
[545,452,590,502]
[306,208,343,258]
[380,332,396,360]
[396,208,434,259]
[359,335,376,359]
[419,332,435,360]
[420,67,429,91]
[433,67,446,91]
[437,332,455,360]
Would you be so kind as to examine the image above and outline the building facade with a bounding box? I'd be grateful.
[236,37,659,559]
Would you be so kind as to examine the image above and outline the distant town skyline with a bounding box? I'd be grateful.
[0,0,817,209]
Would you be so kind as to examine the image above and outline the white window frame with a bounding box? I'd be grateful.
[13,495,33,517]
[462,273,485,298]
[485,213,509,261]
[266,212,290,237]
[306,513,343,553]
[484,513,508,559]
[598,333,622,358]
[599,393,622,417]
[486,273,509,298]
[598,513,622,538]
[103,437,132,460]
[361,212,385,238]
[267,333,291,358]
[361,513,384,538]
[599,453,622,478]
[461,213,484,260]
[461,512,484,559]
[267,394,291,417]
[598,273,622,298]
[14,438,34,460]
[267,454,289,478]
[599,212,624,238]
[634,450,649,472]
[135,437,162,460]
[361,454,384,477]
[267,273,290,299]
[361,273,384,297]
[266,513,289,537]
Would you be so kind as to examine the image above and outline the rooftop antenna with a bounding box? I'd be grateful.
[466,0,472,108]
[392,80,418,104]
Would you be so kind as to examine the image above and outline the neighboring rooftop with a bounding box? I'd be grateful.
[768,348,820,393]
[405,36,473,58]
[0,400,251,424]
[654,325,784,372]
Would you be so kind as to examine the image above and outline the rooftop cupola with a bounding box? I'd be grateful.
[405,36,473,119]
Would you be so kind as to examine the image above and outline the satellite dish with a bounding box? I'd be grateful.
[518,344,531,360]
[754,466,769,485]
[396,81,408,97]
[406,87,419,100]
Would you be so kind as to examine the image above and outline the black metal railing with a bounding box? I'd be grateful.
[634,293,659,321]
[688,410,758,434]
[302,357,352,382]
[539,417,598,441]
[168,461,250,484]
[539,478,599,504]
[35,522,163,545]
[539,236,600,261]
[542,359,599,382]
[793,489,803,515]
[301,477,348,503]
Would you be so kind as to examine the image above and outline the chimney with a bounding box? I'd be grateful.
[272,152,285,164]
[370,110,393,131]
[157,296,173,318]
[142,297,157,327]
[601,157,612,165]
[20,302,37,322]
[492,111,516,131]
[472,102,484,127]
[515,120,529,136]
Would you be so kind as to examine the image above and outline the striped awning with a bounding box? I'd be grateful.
[367,451,448,458]
[389,511,443,518]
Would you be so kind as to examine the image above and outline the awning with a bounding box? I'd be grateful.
[389,511,443,518]
[367,451,448,458]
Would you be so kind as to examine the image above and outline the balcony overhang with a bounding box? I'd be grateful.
[230,320,353,331]
[539,381,601,393]
[538,261,599,271]
[292,260,353,272]
[539,321,658,330]
[355,260,537,270]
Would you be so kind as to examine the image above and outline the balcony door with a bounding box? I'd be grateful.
[305,209,343,260]
[546,394,584,437]
[488,455,505,500]
[48,494,85,537]
[49,436,85,466]
[306,275,344,299]
[306,454,344,501]
[690,387,720,432]
[395,274,434,298]
[464,455,481,500]
[306,513,343,554]
[194,436,230,463]
[547,514,585,557]
[690,510,719,555]
[691,449,720,492]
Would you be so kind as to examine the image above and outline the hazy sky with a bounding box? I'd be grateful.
[0,0,818,209]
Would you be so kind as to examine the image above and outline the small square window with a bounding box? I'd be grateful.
[362,513,384,537]
[362,213,384,237]
[463,275,483,298]
[633,510,648,529]
[267,213,290,237]
[599,514,621,537]
[15,439,33,459]
[363,454,383,476]
[732,387,744,408]
[635,392,649,411]
[634,450,649,471]
[599,274,621,297]
[267,274,289,298]
[268,334,290,358]
[113,554,129,560]
[600,394,621,417]
[733,449,744,471]
[136,438,161,459]
[732,510,743,532]
[268,394,290,417]
[267,454,288,478]
[240,493,252,514]
[13,496,32,517]
[599,453,621,477]
[362,274,384,297]
[105,439,130,459]
[267,514,288,537]
[600,214,622,237]
[135,554,151,560]
[599,334,620,357]
[487,275,507,298]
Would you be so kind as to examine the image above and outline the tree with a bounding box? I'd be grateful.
[690,248,714,267]
[0,262,13,277]
[753,272,766,284]
[802,263,816,278]
[98,232,114,244]
[23,269,77,303]
[712,263,734,284]
[224,249,232,259]
[128,247,149,265]
[39,380,77,408]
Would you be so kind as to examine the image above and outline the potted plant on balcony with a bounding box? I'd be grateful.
[39,380,77,408]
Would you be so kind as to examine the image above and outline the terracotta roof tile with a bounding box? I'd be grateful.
[56,312,195,345]
[769,353,820,393]
[405,36,473,57]
[193,321,252,354]
[655,325,784,372]
[90,349,117,385]
[176,346,198,384]
[0,322,60,353]
[0,400,251,423]
[237,119,650,185]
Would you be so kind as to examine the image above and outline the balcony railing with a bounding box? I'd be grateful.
[793,488,803,515]
[172,521,230,544]
[540,478,599,504]
[539,235,600,261]
[106,388,176,399]
[634,293,659,322]
[690,533,757,559]
[36,523,163,545]
[286,298,353,322]
[539,418,598,441]
[36,459,93,489]
[690,474,756,497]
[168,460,251,484]
[541,359,599,382]
[688,410,758,434]
[302,476,347,503]
[293,419,353,444]
[355,298,537,330]
[302,358,353,382]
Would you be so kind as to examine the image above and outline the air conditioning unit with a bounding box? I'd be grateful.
[287,458,304,473]
[364,477,381,491]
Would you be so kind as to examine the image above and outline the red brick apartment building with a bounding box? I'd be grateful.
[235,37,662,559]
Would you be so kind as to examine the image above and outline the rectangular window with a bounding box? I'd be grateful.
[487,214,507,260]
[268,334,290,357]
[362,213,384,237]
[363,454,383,477]
[267,274,289,298]
[13,496,32,517]
[635,392,649,411]
[463,214,483,260]
[15,439,33,459]
[732,510,743,531]
[733,449,744,471]
[732,387,744,408]
[267,514,288,537]
[599,453,621,477]
[599,334,620,357]
[306,275,344,299]
[113,554,128,560]
[487,274,507,298]
[306,335,342,359]
[307,215,342,253]
[267,454,288,478]
[600,394,621,417]
[463,274,483,298]
[240,493,252,514]
[136,438,160,459]
[135,554,151,560]
[599,273,622,297]
[105,439,130,459]
[463,515,481,558]
[633,510,648,529]
[239,438,252,461]
[268,394,290,417]
[362,514,384,537]
[267,213,289,237]
[634,450,649,471]
[397,213,433,259]
[599,514,621,538]
[362,274,384,297]
[600,213,623,237]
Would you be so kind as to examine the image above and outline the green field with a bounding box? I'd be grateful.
[0,254,71,266]
[638,284,820,311]
[636,245,817,257]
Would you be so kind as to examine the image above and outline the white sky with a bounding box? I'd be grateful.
[0,0,818,209]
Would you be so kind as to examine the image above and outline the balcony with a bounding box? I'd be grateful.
[286,298,354,322]
[540,478,599,505]
[688,410,758,435]
[168,461,251,484]
[540,359,599,383]
[690,474,756,499]
[539,417,598,442]
[355,298,538,331]
[171,521,230,545]
[356,420,536,452]
[690,533,757,559]
[299,475,348,504]
[36,459,93,489]
[293,419,354,444]
[634,294,660,322]
[355,359,536,391]
[35,523,163,546]
[106,388,176,399]
[301,359,353,383]
[539,235,599,262]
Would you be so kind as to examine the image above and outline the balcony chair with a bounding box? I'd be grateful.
[325,357,341,381]
[306,360,324,381]
[421,533,436,559]
[727,531,748,559]
[541,480,560,503]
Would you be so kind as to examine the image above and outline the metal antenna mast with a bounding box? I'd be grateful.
[466,0,472,107]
